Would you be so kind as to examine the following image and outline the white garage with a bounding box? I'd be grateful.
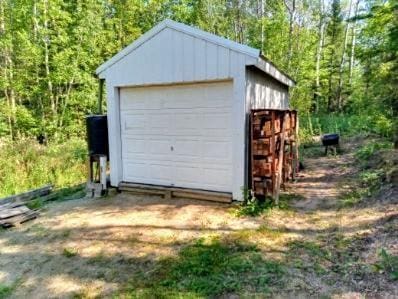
[96,19,295,201]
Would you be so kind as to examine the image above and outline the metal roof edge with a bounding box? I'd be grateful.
[95,20,169,75]
[251,54,296,87]
[96,19,260,75]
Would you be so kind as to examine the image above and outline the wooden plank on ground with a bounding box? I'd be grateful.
[0,210,38,227]
[119,182,232,203]
[0,184,53,204]
[0,201,26,211]
[0,206,31,219]
[171,189,232,203]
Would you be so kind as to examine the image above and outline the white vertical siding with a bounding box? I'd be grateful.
[103,28,244,85]
[105,81,123,185]
[102,25,287,200]
[246,68,290,110]
[194,38,206,78]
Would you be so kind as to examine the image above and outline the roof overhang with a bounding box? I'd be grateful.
[96,19,259,75]
[251,54,296,87]
[96,19,295,88]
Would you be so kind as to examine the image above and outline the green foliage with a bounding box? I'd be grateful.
[374,249,398,280]
[0,138,87,198]
[233,188,272,217]
[339,139,393,208]
[0,0,395,144]
[300,113,393,139]
[62,247,78,258]
[0,284,13,298]
[235,197,273,217]
[124,236,284,297]
[339,188,365,207]
[233,189,300,217]
[355,141,393,161]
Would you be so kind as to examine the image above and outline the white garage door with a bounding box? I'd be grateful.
[120,81,233,193]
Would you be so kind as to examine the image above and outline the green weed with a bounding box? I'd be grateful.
[339,189,365,207]
[300,113,393,139]
[234,197,273,217]
[25,198,45,210]
[355,141,393,161]
[63,247,78,258]
[122,236,284,297]
[256,225,285,239]
[0,284,14,298]
[24,184,85,210]
[0,138,87,198]
[359,170,383,191]
[233,188,300,217]
[288,240,331,261]
[374,249,398,280]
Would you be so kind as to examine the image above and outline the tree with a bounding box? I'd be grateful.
[325,0,344,112]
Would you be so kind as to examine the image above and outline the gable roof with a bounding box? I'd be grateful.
[96,19,295,87]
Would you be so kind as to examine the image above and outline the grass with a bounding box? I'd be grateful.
[355,141,393,161]
[122,236,284,298]
[299,113,393,145]
[232,190,302,218]
[23,184,86,210]
[0,284,14,298]
[339,139,395,208]
[286,235,363,278]
[0,138,87,198]
[374,249,398,281]
[62,247,78,258]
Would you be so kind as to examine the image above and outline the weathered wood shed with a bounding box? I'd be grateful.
[96,19,295,201]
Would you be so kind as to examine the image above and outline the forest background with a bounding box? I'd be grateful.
[0,0,397,196]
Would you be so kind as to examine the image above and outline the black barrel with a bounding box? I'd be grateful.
[322,133,339,146]
[86,115,109,157]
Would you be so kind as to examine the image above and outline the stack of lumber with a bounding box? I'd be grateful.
[0,185,52,228]
[250,109,299,203]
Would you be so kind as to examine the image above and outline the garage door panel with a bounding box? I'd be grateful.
[202,113,231,129]
[121,89,163,110]
[123,138,146,154]
[149,164,174,183]
[174,139,201,157]
[174,165,203,185]
[174,114,201,129]
[149,139,173,155]
[122,114,146,132]
[202,168,232,188]
[120,81,233,192]
[124,162,150,181]
[149,114,172,129]
[202,141,232,159]
[202,129,231,138]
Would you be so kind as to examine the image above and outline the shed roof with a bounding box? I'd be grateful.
[96,19,295,87]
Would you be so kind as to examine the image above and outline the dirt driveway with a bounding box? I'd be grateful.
[0,194,262,298]
[0,138,397,298]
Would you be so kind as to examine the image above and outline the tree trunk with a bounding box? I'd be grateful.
[43,0,56,118]
[284,0,296,70]
[33,1,45,126]
[337,0,353,111]
[314,0,325,113]
[260,0,265,52]
[1,0,16,139]
[348,0,360,86]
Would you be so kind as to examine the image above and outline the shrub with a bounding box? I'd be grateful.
[300,113,394,140]
[374,249,398,281]
[0,138,87,198]
[355,141,393,161]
